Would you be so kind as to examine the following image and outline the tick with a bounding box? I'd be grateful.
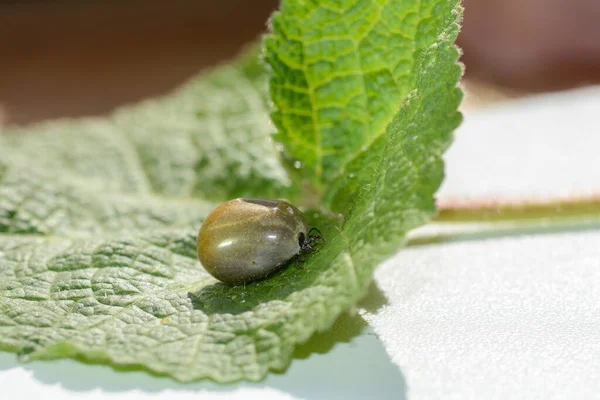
[197,198,321,285]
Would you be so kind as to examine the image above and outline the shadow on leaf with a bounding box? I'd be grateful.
[188,251,328,315]
[293,281,388,358]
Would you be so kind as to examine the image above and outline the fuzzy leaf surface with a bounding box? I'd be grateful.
[0,0,462,382]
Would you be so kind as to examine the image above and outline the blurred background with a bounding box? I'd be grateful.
[1,0,599,125]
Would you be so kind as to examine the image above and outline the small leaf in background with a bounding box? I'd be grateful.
[0,0,462,383]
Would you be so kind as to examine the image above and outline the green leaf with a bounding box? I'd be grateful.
[1,49,291,203]
[0,0,462,383]
[266,0,461,205]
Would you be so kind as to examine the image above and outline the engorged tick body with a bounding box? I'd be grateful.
[197,198,310,285]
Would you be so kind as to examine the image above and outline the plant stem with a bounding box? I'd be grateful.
[406,196,600,246]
